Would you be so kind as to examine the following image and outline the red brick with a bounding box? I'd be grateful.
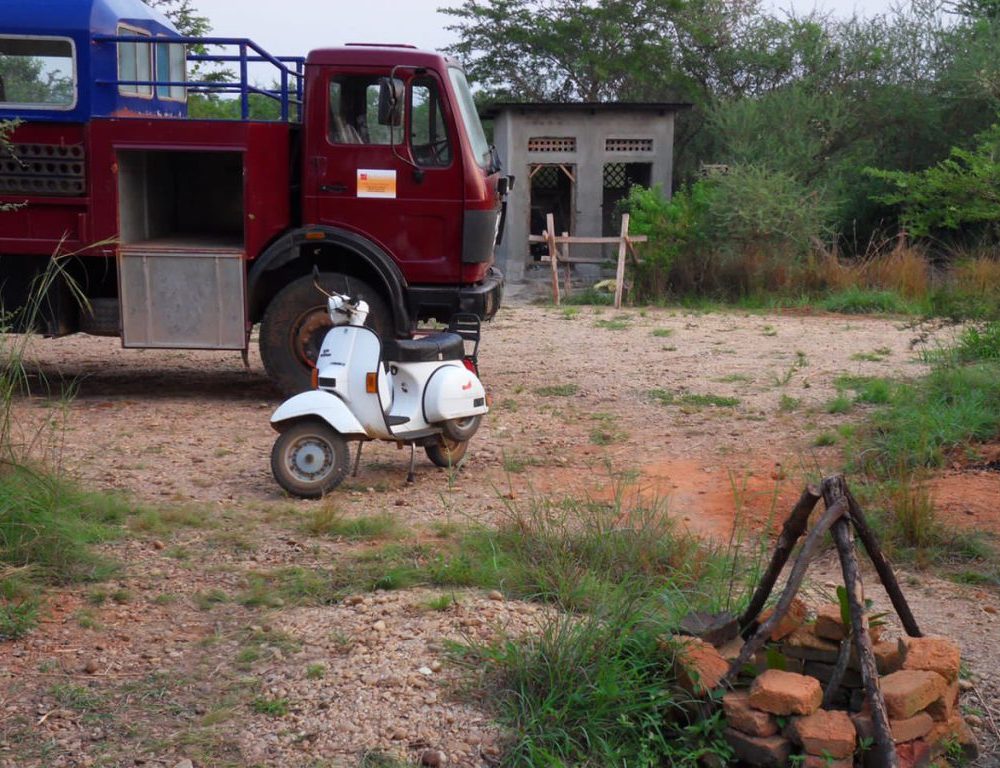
[881,670,949,720]
[722,690,779,737]
[782,624,841,664]
[717,636,744,663]
[891,712,934,743]
[674,637,728,696]
[803,756,852,768]
[902,636,961,684]
[748,669,823,716]
[897,739,932,768]
[815,603,847,641]
[788,708,856,758]
[723,728,791,767]
[874,639,903,674]
[927,714,979,761]
[925,680,959,722]
[759,597,808,641]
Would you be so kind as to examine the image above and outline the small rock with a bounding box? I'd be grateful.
[390,727,407,740]
[152,540,165,551]
[958,678,974,692]
[429,660,442,672]
[418,666,433,676]
[83,659,100,675]
[172,760,194,768]
[372,620,387,632]
[421,749,447,767]
[487,590,503,601]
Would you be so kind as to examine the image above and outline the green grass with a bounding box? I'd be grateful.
[250,697,289,717]
[778,394,800,413]
[651,328,674,338]
[851,346,893,362]
[825,393,853,414]
[814,432,838,447]
[819,288,921,315]
[650,389,740,408]
[457,603,732,768]
[305,508,403,540]
[595,318,631,331]
[535,384,579,397]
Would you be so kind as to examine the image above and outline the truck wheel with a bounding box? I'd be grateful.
[271,419,349,498]
[425,437,469,468]
[440,415,482,442]
[260,272,391,395]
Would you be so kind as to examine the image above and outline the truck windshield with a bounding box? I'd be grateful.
[448,68,490,169]
[0,36,76,108]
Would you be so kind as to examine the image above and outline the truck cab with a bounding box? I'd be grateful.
[0,0,506,394]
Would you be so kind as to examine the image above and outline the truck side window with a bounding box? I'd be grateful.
[118,25,153,97]
[155,42,186,101]
[328,76,404,146]
[0,36,76,108]
[410,76,451,168]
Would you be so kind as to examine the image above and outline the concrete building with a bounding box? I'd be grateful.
[486,102,689,283]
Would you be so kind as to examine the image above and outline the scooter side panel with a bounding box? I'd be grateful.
[423,365,489,423]
[270,391,366,436]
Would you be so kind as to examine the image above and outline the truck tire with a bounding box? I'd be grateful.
[260,272,391,395]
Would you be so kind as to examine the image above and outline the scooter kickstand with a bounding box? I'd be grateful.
[406,443,416,484]
[352,442,364,478]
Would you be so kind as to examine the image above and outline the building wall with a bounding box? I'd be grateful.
[494,108,676,282]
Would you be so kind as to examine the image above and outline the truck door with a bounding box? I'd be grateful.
[304,70,464,284]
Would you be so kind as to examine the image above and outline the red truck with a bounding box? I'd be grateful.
[0,0,507,393]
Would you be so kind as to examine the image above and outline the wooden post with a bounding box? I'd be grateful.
[561,231,572,298]
[739,485,822,633]
[824,477,898,768]
[613,214,630,309]
[546,213,560,306]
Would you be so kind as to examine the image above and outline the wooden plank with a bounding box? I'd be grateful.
[546,213,559,306]
[561,231,572,297]
[529,235,648,245]
[613,214,629,309]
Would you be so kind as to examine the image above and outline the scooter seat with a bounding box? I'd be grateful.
[383,332,466,363]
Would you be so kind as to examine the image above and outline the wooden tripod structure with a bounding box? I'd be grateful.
[723,475,924,768]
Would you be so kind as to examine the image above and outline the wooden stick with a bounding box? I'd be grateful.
[529,235,648,245]
[546,213,560,306]
[823,631,853,709]
[724,496,847,683]
[824,477,898,768]
[614,214,629,309]
[561,231,572,297]
[845,489,922,638]
[739,485,822,633]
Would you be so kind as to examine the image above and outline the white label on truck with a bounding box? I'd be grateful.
[357,169,397,199]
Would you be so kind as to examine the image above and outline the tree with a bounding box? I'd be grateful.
[143,0,211,38]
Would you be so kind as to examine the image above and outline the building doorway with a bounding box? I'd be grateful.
[529,163,575,260]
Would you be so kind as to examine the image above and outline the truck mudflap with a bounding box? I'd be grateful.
[270,390,366,436]
[406,266,504,325]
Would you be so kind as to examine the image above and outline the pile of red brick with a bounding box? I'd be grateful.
[673,599,979,767]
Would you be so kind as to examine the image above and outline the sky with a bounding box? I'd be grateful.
[193,0,901,64]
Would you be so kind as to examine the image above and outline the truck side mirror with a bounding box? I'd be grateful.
[377,78,404,127]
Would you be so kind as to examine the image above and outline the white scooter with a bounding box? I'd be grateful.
[269,281,489,498]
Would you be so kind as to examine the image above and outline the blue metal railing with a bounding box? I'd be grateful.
[93,35,306,121]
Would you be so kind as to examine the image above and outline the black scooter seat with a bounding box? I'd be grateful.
[383,332,465,363]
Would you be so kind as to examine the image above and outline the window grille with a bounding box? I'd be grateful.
[528,136,577,153]
[605,138,654,153]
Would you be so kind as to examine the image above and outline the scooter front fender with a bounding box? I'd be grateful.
[270,390,366,436]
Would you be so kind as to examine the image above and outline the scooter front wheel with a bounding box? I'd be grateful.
[425,437,469,468]
[271,419,349,498]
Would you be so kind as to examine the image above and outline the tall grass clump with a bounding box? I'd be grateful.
[465,603,731,767]
[1,256,127,638]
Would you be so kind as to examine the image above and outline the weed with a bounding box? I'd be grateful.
[716,373,752,383]
[535,384,579,397]
[306,507,403,540]
[851,347,893,362]
[87,588,108,605]
[50,683,104,713]
[250,697,289,717]
[651,328,674,338]
[779,394,801,413]
[425,594,454,611]
[502,453,542,473]
[110,588,131,604]
[595,318,631,331]
[814,432,838,447]
[560,307,580,320]
[306,663,326,680]
[153,593,177,605]
[193,589,229,611]
[650,389,740,408]
[825,394,853,414]
[0,597,38,639]
[761,324,778,336]
[129,506,205,534]
[74,608,101,630]
[820,288,917,315]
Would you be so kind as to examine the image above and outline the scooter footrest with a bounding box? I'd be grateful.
[386,414,410,426]
[383,332,465,363]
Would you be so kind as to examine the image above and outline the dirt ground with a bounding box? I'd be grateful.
[2,302,998,767]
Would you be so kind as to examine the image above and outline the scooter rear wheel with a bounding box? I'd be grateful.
[425,438,469,468]
[271,419,349,498]
[440,415,482,443]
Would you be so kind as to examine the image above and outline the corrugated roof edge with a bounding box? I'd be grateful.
[481,102,693,119]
